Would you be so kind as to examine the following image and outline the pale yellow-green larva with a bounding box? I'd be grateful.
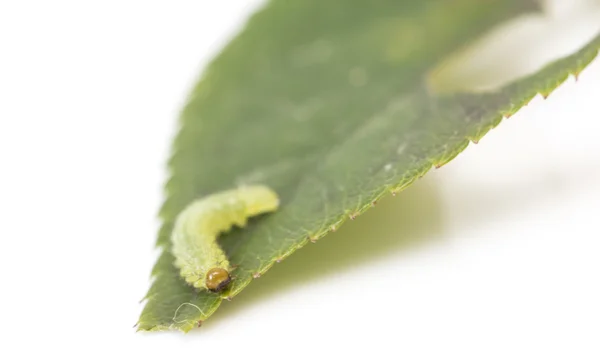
[171,185,279,293]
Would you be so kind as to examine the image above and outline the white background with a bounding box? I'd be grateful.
[1,1,599,357]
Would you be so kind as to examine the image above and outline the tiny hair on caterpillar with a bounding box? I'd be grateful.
[170,185,279,293]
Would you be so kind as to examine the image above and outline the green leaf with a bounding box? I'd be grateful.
[137,0,600,332]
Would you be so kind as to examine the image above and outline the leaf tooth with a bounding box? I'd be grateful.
[433,139,471,169]
[275,252,290,264]
[490,114,503,129]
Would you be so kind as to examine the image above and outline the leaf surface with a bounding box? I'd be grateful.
[137,0,600,332]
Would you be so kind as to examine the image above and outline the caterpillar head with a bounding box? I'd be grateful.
[205,267,231,293]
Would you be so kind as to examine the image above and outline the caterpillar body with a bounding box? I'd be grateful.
[171,185,279,292]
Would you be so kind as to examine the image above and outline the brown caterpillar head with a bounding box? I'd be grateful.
[205,268,231,293]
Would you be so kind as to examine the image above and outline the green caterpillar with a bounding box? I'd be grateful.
[170,185,279,292]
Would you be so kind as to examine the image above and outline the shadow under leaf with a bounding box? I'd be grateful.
[204,177,445,328]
